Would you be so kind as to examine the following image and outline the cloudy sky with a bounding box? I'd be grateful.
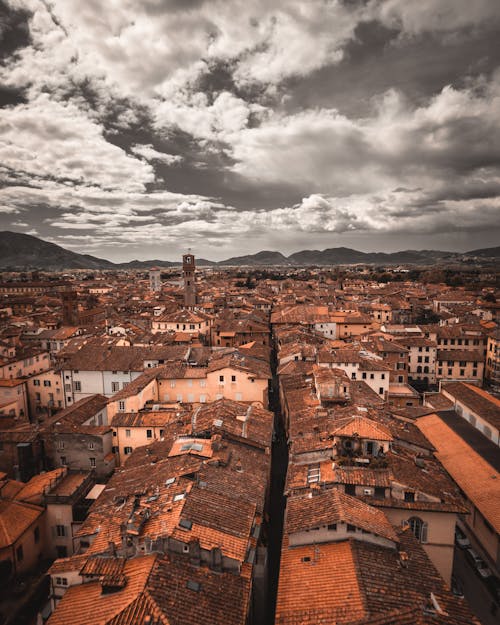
[1,0,500,262]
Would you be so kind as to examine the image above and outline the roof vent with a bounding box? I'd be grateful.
[186,580,201,592]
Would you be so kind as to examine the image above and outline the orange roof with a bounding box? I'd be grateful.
[47,555,157,625]
[416,413,500,533]
[332,416,393,441]
[285,489,398,542]
[14,468,66,504]
[0,500,44,548]
[275,539,365,625]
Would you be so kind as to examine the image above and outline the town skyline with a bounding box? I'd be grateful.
[1,1,500,261]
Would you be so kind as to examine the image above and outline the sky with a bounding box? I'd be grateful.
[0,0,500,262]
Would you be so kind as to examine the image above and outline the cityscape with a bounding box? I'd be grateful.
[1,1,500,624]
[0,248,498,624]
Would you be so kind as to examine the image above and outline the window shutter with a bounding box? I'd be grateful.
[421,522,428,543]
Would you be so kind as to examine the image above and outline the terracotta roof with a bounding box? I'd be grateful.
[285,489,398,542]
[416,413,500,533]
[14,468,66,504]
[275,538,366,625]
[331,416,393,442]
[47,555,157,625]
[441,382,500,430]
[0,499,43,548]
[192,399,273,450]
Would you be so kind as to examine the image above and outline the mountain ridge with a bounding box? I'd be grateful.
[0,231,498,270]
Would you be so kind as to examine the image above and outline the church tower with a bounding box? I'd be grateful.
[183,253,196,308]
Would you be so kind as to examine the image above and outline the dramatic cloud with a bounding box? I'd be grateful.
[0,0,499,260]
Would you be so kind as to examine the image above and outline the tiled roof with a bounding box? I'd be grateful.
[441,382,500,430]
[416,413,500,533]
[285,489,398,542]
[275,538,366,625]
[331,416,393,441]
[0,499,43,548]
[47,555,157,625]
[192,398,273,449]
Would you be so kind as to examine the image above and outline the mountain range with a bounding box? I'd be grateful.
[0,231,499,271]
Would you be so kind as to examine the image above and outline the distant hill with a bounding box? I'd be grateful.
[0,231,115,270]
[466,246,500,258]
[1,231,498,270]
[218,250,290,266]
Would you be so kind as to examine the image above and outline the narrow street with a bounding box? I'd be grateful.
[265,339,288,625]
[453,548,499,625]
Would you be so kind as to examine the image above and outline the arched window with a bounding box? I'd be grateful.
[416,366,422,373]
[407,516,428,543]
[423,366,429,373]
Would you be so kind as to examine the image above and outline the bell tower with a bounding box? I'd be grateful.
[183,253,196,308]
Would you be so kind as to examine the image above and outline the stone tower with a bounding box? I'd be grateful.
[149,267,161,292]
[61,287,79,326]
[183,253,196,308]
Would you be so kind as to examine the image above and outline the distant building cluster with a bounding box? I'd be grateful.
[0,257,498,623]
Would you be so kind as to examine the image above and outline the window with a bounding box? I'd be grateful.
[88,442,94,450]
[57,441,64,450]
[345,484,356,495]
[118,401,125,412]
[231,375,236,382]
[327,523,337,531]
[125,429,131,438]
[73,381,81,392]
[404,491,415,502]
[16,545,24,562]
[112,371,118,375]
[199,379,206,387]
[307,464,320,484]
[219,375,224,382]
[56,524,66,537]
[89,457,96,468]
[33,379,40,386]
[43,380,51,387]
[170,380,176,388]
[381,373,385,379]
[346,524,356,533]
[146,429,153,439]
[124,446,132,455]
[55,577,68,587]
[362,372,367,380]
[111,382,119,392]
[408,516,428,543]
[60,456,67,466]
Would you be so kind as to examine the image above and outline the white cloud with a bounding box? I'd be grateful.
[0,94,154,191]
[130,144,183,165]
[371,0,500,35]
